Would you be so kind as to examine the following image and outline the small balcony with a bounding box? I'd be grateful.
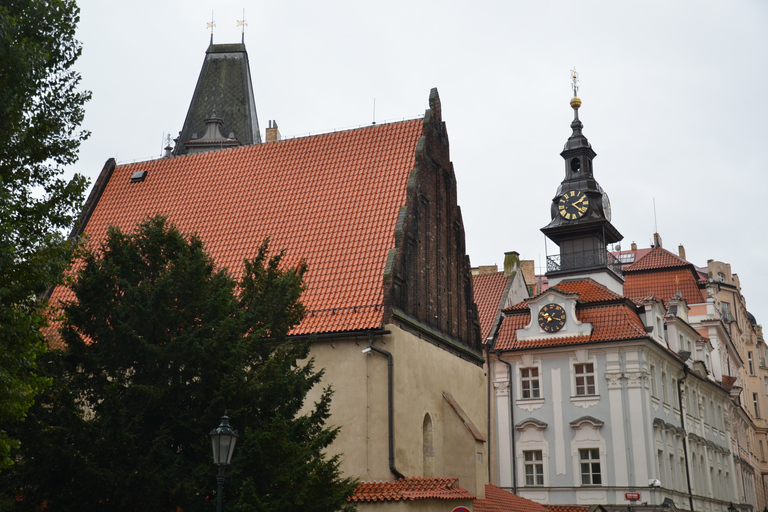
[547,249,623,278]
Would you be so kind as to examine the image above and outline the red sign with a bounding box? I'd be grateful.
[625,492,641,501]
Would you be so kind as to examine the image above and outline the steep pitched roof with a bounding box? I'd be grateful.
[50,119,424,336]
[624,268,703,307]
[473,484,550,512]
[495,279,648,351]
[472,271,509,341]
[625,246,690,272]
[175,43,261,154]
[350,477,474,502]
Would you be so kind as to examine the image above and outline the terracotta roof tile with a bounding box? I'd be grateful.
[721,375,737,391]
[496,304,648,351]
[624,247,690,272]
[624,268,703,306]
[473,484,550,512]
[552,279,623,303]
[48,120,423,336]
[547,506,591,512]
[350,477,474,502]
[473,272,509,341]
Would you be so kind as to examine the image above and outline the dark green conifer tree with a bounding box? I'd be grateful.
[1,217,356,512]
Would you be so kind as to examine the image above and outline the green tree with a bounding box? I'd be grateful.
[0,0,90,470]
[0,217,356,512]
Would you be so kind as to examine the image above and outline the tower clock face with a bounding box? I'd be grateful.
[538,303,566,333]
[558,190,589,221]
[601,193,612,222]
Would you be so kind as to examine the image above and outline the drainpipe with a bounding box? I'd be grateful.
[677,366,695,512]
[364,336,405,480]
[497,353,517,493]
[486,348,493,482]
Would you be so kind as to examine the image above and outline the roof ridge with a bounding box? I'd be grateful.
[625,246,692,272]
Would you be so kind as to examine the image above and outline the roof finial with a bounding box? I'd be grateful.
[237,9,248,44]
[207,11,216,44]
[569,67,582,111]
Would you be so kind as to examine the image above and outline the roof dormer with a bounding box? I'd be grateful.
[516,288,593,344]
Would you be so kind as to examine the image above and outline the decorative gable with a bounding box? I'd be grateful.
[516,289,593,344]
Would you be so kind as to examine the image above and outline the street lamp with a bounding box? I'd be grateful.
[210,413,239,512]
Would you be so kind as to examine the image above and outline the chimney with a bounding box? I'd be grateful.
[521,260,536,287]
[503,251,520,277]
[266,120,281,142]
[631,242,637,251]
[678,244,686,261]
[653,232,663,248]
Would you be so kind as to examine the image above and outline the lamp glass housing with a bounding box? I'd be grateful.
[209,414,239,466]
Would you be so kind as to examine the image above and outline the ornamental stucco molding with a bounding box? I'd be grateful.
[605,372,623,389]
[494,380,510,397]
[625,371,644,388]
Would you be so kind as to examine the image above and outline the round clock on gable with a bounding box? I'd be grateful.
[558,190,589,221]
[538,303,566,333]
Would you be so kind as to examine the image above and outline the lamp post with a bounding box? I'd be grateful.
[210,413,239,512]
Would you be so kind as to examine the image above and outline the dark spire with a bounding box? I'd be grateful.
[174,41,261,155]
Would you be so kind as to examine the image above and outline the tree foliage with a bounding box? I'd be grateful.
[0,217,356,512]
[0,0,90,470]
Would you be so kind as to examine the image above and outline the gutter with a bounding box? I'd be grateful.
[496,353,517,493]
[677,366,695,512]
[364,335,405,480]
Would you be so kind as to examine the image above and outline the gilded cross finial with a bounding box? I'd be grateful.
[570,67,579,97]
[237,9,247,43]
[207,11,216,43]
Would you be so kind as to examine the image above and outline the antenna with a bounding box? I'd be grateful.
[237,9,248,43]
[372,98,376,125]
[653,197,658,234]
[207,11,216,44]
[570,67,579,96]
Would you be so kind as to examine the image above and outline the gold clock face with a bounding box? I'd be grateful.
[558,190,589,220]
[602,192,612,222]
[538,303,566,333]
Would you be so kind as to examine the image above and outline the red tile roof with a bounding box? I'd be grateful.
[721,375,737,391]
[48,120,424,336]
[473,484,550,512]
[473,272,509,341]
[624,247,690,272]
[350,477,474,502]
[547,506,591,512]
[494,279,649,351]
[552,279,624,303]
[623,268,704,306]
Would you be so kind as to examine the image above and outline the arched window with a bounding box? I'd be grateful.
[423,413,435,477]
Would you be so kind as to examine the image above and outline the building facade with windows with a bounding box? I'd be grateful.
[476,92,745,512]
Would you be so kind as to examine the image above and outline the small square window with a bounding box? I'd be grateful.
[521,367,540,399]
[524,450,544,486]
[575,363,596,396]
[579,448,602,485]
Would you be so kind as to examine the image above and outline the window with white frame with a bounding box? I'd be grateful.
[661,371,669,404]
[749,352,755,375]
[523,450,544,486]
[521,367,541,399]
[650,365,657,397]
[574,363,596,396]
[754,393,760,419]
[579,448,602,485]
[764,377,768,395]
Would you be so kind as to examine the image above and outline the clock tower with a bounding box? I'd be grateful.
[541,74,624,293]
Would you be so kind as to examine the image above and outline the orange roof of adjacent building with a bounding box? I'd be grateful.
[472,271,509,341]
[473,484,551,512]
[624,247,690,272]
[49,119,423,336]
[350,477,474,502]
[494,279,649,351]
[624,268,703,307]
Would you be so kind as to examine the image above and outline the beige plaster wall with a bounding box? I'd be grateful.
[356,498,473,512]
[298,324,488,496]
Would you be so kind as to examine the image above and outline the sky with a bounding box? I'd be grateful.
[69,1,768,322]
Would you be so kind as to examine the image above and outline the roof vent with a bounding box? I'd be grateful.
[131,170,148,183]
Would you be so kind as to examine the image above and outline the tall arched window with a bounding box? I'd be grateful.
[423,413,435,477]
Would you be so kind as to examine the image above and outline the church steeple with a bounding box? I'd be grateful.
[541,71,624,292]
[174,41,261,155]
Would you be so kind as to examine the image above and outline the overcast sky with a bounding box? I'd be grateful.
[70,0,768,322]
